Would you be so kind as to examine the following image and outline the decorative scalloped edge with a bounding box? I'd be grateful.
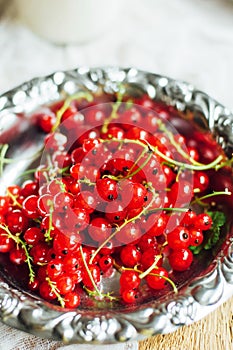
[0,67,233,344]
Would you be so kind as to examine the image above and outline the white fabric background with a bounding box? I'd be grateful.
[0,0,232,349]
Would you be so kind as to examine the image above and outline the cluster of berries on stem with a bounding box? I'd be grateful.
[0,88,231,307]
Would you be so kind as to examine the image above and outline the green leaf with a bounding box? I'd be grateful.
[203,211,226,250]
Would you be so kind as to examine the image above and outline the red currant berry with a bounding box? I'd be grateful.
[30,242,50,265]
[96,178,118,202]
[193,171,209,193]
[64,291,81,308]
[120,245,141,268]
[168,248,193,271]
[121,289,139,304]
[6,209,29,234]
[167,226,190,249]
[56,275,75,295]
[53,233,80,256]
[36,112,56,133]
[39,280,57,301]
[0,196,10,215]
[189,228,204,246]
[99,255,113,272]
[22,195,39,219]
[146,267,168,290]
[116,222,141,245]
[140,248,162,270]
[20,180,39,197]
[47,259,64,279]
[73,191,97,214]
[194,213,213,231]
[0,231,15,252]
[105,201,128,223]
[119,270,141,290]
[9,247,26,265]
[28,278,39,291]
[145,213,168,237]
[82,265,101,289]
[88,217,111,243]
[23,227,44,245]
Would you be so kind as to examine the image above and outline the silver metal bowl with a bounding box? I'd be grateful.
[0,67,232,344]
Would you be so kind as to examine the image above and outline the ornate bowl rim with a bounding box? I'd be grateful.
[0,66,233,344]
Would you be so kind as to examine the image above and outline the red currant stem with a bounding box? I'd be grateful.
[100,138,224,171]
[126,148,148,175]
[101,85,125,134]
[112,259,124,272]
[115,261,178,294]
[154,147,223,171]
[54,179,67,192]
[146,272,178,293]
[16,166,49,180]
[103,150,153,182]
[101,102,122,134]
[158,121,202,166]
[45,277,65,308]
[89,185,158,264]
[113,260,141,275]
[44,200,54,242]
[175,167,187,182]
[6,189,22,208]
[0,144,9,175]
[79,246,103,298]
[78,178,96,187]
[60,166,71,174]
[145,207,189,214]
[215,156,233,170]
[52,91,94,132]
[0,224,35,283]
[125,99,133,110]
[132,265,177,293]
[123,151,153,180]
[83,286,118,301]
[191,190,232,206]
[139,255,163,279]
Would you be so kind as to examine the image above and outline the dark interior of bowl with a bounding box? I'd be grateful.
[0,80,232,314]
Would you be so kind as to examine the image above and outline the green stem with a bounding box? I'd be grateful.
[44,200,54,242]
[191,190,231,206]
[80,246,103,298]
[123,151,153,180]
[101,102,121,134]
[6,189,22,208]
[101,85,125,134]
[89,185,158,264]
[100,137,224,171]
[52,91,94,132]
[78,178,96,187]
[127,148,148,175]
[158,121,202,166]
[0,144,9,175]
[155,147,223,171]
[117,263,178,294]
[46,277,65,308]
[145,207,189,214]
[139,255,163,279]
[0,224,35,282]
[83,286,118,301]
[146,272,178,293]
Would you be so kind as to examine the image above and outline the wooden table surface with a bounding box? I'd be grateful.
[139,297,233,350]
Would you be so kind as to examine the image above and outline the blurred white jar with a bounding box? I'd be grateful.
[15,0,120,44]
